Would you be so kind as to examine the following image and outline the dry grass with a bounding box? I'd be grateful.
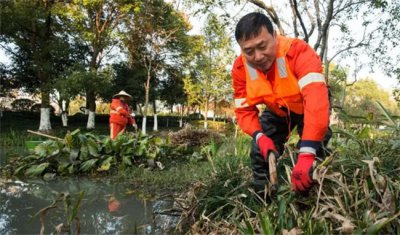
[173,129,400,234]
[168,124,223,147]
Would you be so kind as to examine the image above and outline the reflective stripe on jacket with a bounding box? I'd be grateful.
[232,35,329,143]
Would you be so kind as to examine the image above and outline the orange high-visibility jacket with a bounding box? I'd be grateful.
[232,35,329,147]
[109,99,135,126]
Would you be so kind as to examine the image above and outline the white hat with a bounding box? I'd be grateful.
[113,90,132,100]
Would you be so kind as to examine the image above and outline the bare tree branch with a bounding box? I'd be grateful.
[290,0,299,37]
[317,0,334,59]
[290,0,309,42]
[248,0,286,35]
[303,0,316,38]
[328,26,372,63]
[333,0,370,18]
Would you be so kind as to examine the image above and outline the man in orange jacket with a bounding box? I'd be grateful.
[109,90,137,139]
[232,12,332,196]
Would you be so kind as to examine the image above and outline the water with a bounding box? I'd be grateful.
[0,178,154,234]
[0,146,180,234]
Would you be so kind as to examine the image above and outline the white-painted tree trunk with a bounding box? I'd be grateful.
[86,111,95,129]
[62,113,68,127]
[179,118,183,128]
[153,114,158,131]
[142,116,147,135]
[204,120,208,129]
[61,100,68,127]
[39,108,52,131]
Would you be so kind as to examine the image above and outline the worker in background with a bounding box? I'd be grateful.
[109,90,137,139]
[231,12,332,197]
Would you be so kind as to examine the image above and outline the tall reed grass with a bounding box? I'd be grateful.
[177,104,400,234]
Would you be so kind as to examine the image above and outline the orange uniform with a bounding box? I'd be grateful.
[109,98,135,139]
[232,35,329,151]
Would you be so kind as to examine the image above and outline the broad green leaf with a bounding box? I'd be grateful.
[58,162,71,174]
[79,159,98,172]
[134,145,145,157]
[65,131,73,148]
[14,165,27,175]
[146,151,157,159]
[98,157,113,171]
[122,155,132,166]
[87,138,100,157]
[48,149,60,158]
[103,139,113,154]
[152,137,164,146]
[121,138,135,146]
[78,134,87,144]
[24,154,41,161]
[112,138,124,153]
[68,165,75,174]
[70,129,81,136]
[70,148,80,161]
[25,163,49,176]
[80,145,88,160]
[85,132,100,142]
[34,144,48,157]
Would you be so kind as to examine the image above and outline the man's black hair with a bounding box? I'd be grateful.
[235,12,274,42]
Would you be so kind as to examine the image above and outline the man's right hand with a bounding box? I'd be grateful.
[254,132,277,160]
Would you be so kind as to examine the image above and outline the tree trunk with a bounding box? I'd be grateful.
[38,70,52,131]
[204,99,208,129]
[61,99,68,127]
[61,112,68,127]
[179,105,183,128]
[153,100,158,131]
[142,65,151,135]
[213,99,217,122]
[39,108,52,131]
[37,9,52,132]
[86,91,96,129]
[142,116,147,135]
[86,39,100,129]
[88,111,96,129]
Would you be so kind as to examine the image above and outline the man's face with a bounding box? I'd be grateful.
[238,27,277,73]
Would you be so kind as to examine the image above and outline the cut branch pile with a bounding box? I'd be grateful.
[168,124,223,147]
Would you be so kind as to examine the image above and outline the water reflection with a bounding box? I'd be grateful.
[0,178,153,234]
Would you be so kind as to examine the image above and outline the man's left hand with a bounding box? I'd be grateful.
[291,153,315,192]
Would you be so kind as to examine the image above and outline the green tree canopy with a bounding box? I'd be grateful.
[345,78,398,117]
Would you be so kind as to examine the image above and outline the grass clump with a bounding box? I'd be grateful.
[175,111,400,234]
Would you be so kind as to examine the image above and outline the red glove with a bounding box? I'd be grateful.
[255,133,277,160]
[291,153,315,192]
